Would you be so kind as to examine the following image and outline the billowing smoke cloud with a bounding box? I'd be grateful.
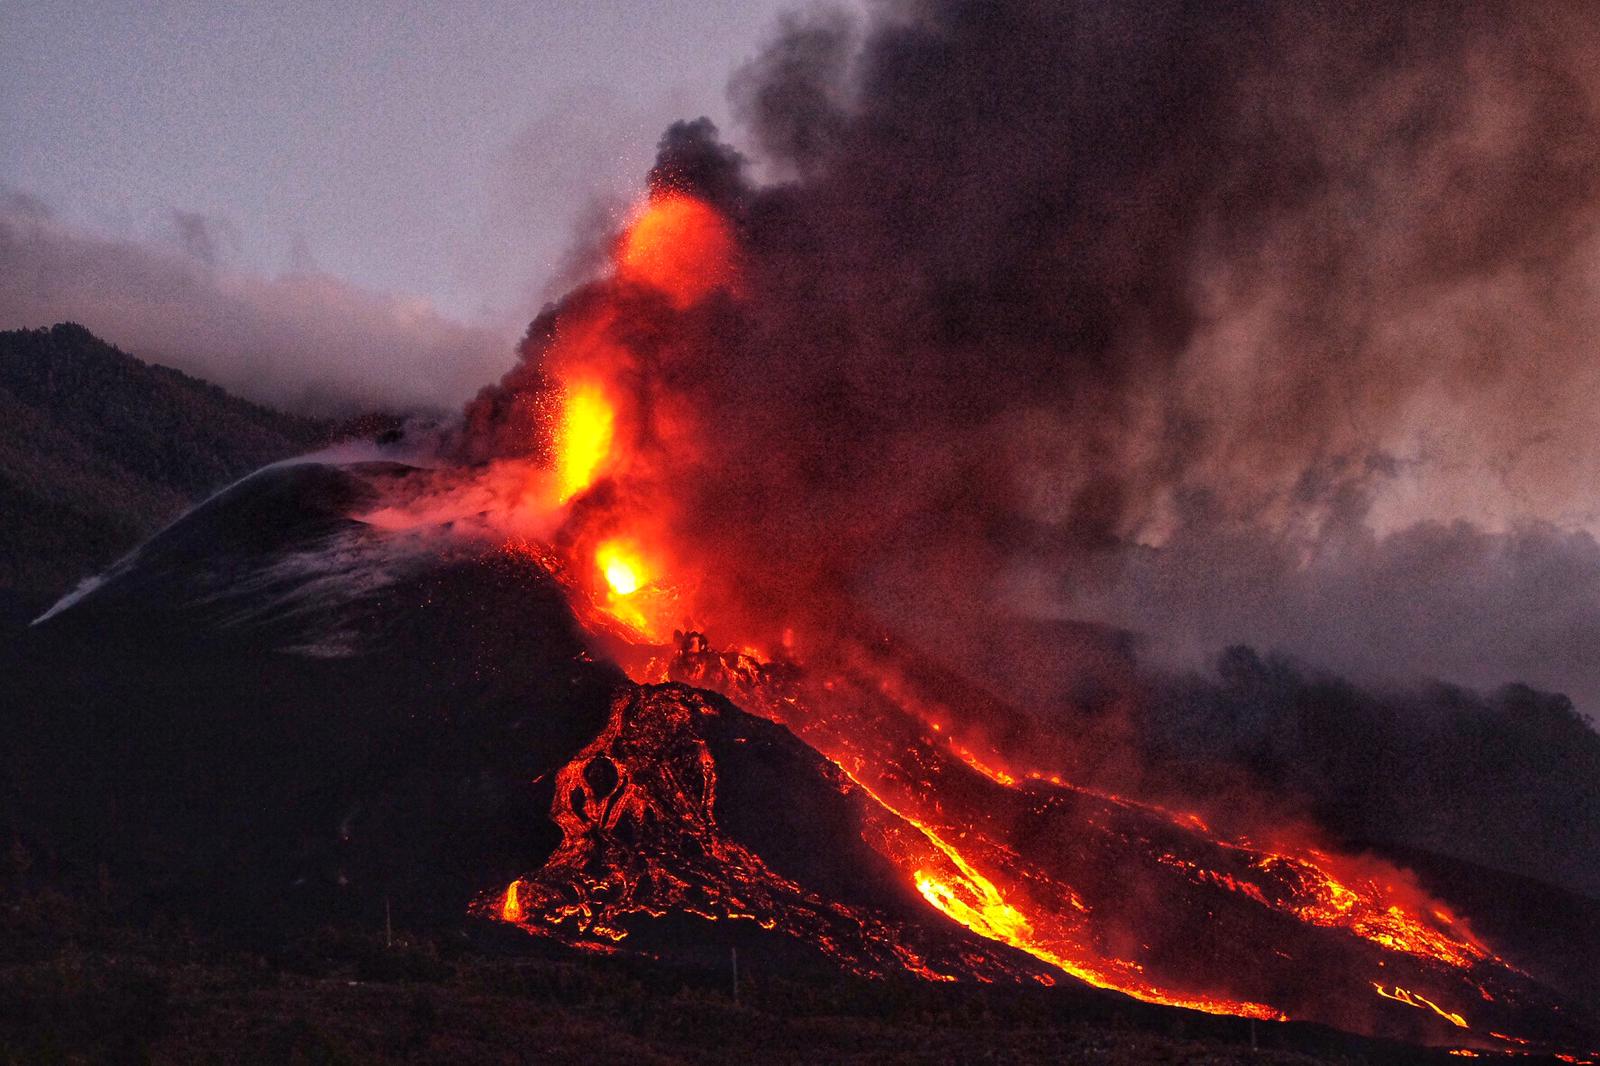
[465,0,1600,719]
[0,189,515,414]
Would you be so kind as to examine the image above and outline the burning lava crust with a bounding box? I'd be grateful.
[472,581,1598,1057]
[485,682,1059,985]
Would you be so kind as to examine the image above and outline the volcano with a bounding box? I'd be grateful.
[4,456,1595,1061]
[11,6,1600,1058]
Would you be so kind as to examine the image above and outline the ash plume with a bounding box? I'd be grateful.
[472,5,1598,651]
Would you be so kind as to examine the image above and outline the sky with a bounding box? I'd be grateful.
[0,0,800,409]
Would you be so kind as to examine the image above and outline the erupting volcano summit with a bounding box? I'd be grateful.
[434,182,1597,1057]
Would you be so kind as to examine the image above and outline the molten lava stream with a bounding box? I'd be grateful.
[547,584,1292,1018]
[663,627,1591,1049]
[846,766,1287,1020]
[482,685,1065,984]
[505,494,1582,1051]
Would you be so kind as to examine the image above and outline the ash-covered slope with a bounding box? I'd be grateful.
[2,461,610,931]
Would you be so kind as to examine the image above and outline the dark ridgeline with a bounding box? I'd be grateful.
[0,323,328,626]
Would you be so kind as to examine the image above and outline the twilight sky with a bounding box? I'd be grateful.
[0,0,801,409]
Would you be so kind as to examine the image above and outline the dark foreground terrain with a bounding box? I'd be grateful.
[0,886,1512,1066]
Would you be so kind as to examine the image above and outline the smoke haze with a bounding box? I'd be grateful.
[0,188,514,414]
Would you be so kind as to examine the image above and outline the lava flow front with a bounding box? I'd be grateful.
[458,187,1598,1059]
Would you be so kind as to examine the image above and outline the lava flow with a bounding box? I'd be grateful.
[460,187,1599,1058]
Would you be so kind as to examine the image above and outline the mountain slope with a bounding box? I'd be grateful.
[0,322,327,623]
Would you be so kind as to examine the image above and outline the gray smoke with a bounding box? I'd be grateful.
[0,189,514,414]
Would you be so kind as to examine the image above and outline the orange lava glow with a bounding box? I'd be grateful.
[482,686,1042,984]
[879,701,1497,977]
[501,880,525,923]
[554,380,615,502]
[617,192,734,308]
[858,774,1284,1021]
[601,553,641,595]
[1374,983,1470,1029]
[586,538,678,642]
[500,486,1580,1050]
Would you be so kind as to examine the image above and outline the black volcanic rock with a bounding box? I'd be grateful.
[0,461,1039,984]
[497,679,1057,982]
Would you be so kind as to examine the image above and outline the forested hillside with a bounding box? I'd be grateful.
[0,323,328,623]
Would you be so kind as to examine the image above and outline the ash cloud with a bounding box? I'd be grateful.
[714,0,1600,542]
[0,190,514,415]
[606,9,1590,659]
[734,1,1600,713]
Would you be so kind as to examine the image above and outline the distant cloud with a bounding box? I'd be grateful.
[1047,513,1600,719]
[0,188,517,415]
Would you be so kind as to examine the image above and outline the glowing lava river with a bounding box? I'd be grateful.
[445,190,1598,1060]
